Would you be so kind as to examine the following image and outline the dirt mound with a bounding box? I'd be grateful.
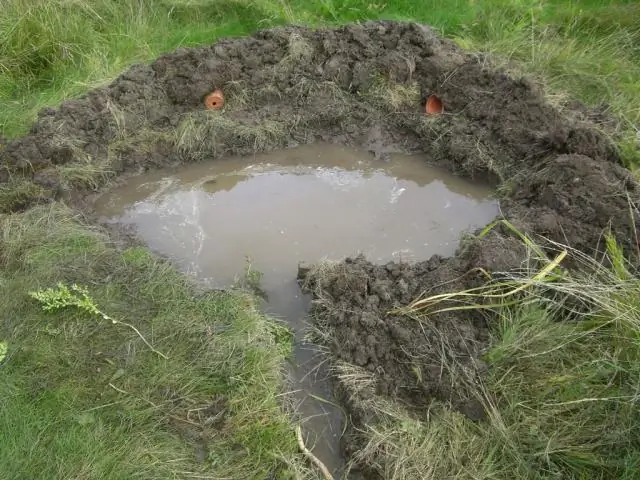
[1,21,638,477]
[1,23,632,225]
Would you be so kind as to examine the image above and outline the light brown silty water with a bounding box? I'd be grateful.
[95,143,500,477]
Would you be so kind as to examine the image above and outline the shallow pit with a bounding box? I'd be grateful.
[95,142,499,476]
[1,19,637,479]
[96,143,498,285]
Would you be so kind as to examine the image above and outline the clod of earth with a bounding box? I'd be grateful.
[0,20,638,478]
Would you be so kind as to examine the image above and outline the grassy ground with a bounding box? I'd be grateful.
[0,205,308,479]
[1,0,640,479]
[339,235,640,479]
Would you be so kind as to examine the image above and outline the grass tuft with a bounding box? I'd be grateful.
[279,32,315,71]
[175,110,288,160]
[0,179,48,213]
[363,78,421,113]
[55,158,115,190]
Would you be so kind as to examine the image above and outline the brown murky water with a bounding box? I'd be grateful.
[95,143,499,477]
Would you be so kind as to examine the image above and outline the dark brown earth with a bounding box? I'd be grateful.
[1,21,638,478]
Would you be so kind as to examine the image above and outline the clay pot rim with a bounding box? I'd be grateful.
[425,95,444,115]
[204,89,225,110]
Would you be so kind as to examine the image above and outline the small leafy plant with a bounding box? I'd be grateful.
[30,283,167,359]
[30,283,110,319]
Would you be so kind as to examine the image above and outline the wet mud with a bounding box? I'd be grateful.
[1,21,638,478]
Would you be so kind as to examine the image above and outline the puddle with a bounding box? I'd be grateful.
[95,143,499,476]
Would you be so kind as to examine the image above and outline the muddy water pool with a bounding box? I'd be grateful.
[95,143,499,476]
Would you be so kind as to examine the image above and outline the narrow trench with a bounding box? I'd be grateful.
[94,142,500,477]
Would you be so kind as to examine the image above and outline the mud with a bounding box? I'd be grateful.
[1,20,638,478]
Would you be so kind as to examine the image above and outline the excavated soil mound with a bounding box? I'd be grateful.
[1,21,638,475]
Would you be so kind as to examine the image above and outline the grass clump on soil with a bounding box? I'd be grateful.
[0,204,308,479]
[362,78,421,114]
[338,233,640,479]
[55,158,115,190]
[279,32,316,71]
[175,110,288,160]
[0,180,47,213]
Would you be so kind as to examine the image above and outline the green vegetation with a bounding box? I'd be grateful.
[339,234,640,479]
[1,0,640,479]
[0,204,308,478]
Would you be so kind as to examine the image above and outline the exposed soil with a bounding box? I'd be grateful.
[1,21,638,478]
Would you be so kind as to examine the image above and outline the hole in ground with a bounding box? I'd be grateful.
[94,142,500,477]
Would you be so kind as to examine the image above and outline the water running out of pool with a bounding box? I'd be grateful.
[95,143,500,477]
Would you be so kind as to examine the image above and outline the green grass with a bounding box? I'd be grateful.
[0,204,308,479]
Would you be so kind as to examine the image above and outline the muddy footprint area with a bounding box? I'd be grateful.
[1,20,639,478]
